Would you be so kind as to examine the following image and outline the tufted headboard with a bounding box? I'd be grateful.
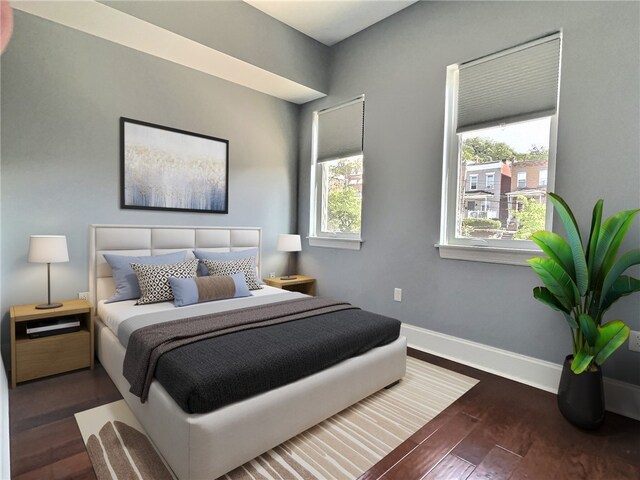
[89,224,262,309]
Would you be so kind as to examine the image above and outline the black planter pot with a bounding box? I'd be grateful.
[557,355,605,429]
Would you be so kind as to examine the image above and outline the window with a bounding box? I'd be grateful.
[517,171,527,188]
[486,173,495,189]
[539,169,548,186]
[439,32,561,265]
[309,96,365,250]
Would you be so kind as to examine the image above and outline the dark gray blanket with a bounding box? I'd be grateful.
[123,297,354,402]
[156,308,401,413]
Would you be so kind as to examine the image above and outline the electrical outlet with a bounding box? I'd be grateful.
[629,330,640,353]
[269,272,276,278]
[393,288,402,302]
[78,292,90,301]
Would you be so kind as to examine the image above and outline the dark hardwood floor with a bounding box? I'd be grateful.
[9,349,640,479]
[360,349,640,480]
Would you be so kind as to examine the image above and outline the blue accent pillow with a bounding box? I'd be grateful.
[104,251,188,303]
[193,248,262,282]
[168,272,251,307]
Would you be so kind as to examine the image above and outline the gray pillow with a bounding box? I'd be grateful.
[103,251,188,303]
[193,248,259,276]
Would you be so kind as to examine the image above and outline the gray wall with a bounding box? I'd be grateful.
[298,1,640,385]
[0,12,301,349]
[104,0,330,94]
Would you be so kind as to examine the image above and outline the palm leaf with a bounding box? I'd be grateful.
[571,349,594,374]
[563,312,578,329]
[592,209,640,290]
[548,193,588,296]
[600,275,640,313]
[600,249,640,307]
[586,199,603,283]
[578,314,597,347]
[530,231,576,281]
[533,286,570,313]
[528,257,580,311]
[594,320,630,366]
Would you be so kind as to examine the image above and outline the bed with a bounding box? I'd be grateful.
[90,224,407,479]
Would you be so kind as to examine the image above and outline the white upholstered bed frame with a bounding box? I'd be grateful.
[89,224,407,479]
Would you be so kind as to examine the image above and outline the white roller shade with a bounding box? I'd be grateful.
[457,34,561,133]
[317,97,364,162]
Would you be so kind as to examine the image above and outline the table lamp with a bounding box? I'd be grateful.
[28,235,69,309]
[277,234,301,280]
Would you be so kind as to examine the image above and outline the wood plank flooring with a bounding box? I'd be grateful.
[360,349,640,480]
[9,349,640,479]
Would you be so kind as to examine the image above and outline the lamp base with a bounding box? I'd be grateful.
[280,275,297,280]
[35,302,63,310]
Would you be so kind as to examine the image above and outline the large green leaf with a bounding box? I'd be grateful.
[530,231,576,281]
[563,312,578,329]
[548,193,588,296]
[571,348,594,374]
[592,209,640,290]
[528,257,580,311]
[578,314,597,347]
[533,286,570,313]
[594,320,630,366]
[600,249,640,307]
[600,275,640,313]
[586,199,603,284]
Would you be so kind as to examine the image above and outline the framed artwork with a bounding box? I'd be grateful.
[120,117,229,214]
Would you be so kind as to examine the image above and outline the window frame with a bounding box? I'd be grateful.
[309,96,365,250]
[517,171,527,189]
[539,169,548,187]
[469,174,479,190]
[485,172,495,190]
[438,35,561,266]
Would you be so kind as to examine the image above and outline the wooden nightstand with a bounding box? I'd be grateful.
[263,275,316,296]
[10,299,94,388]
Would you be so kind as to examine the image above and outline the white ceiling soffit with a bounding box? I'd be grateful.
[14,0,325,104]
[244,0,419,46]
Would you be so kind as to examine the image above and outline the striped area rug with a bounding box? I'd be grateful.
[76,357,478,479]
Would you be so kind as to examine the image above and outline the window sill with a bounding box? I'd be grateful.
[308,236,362,250]
[435,243,543,266]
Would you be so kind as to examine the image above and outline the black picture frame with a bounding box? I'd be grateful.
[120,117,229,214]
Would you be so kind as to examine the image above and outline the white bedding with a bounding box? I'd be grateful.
[97,284,291,335]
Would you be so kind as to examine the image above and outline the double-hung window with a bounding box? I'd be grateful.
[486,173,495,189]
[439,32,562,265]
[517,172,527,189]
[309,96,365,250]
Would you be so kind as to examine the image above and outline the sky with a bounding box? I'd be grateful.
[462,117,551,153]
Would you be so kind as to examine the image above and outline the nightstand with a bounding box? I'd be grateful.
[263,275,316,296]
[10,299,94,388]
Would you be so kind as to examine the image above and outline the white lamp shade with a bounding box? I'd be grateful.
[28,235,69,263]
[277,234,301,252]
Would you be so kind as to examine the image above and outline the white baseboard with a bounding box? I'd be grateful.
[401,323,640,421]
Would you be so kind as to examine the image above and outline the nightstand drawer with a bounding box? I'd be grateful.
[15,330,91,383]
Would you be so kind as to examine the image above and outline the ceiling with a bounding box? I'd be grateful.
[244,0,419,46]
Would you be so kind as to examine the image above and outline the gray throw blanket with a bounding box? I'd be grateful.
[123,297,355,402]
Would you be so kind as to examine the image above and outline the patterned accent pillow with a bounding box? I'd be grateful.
[131,259,199,305]
[168,272,251,307]
[202,257,263,290]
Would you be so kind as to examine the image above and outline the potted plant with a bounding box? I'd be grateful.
[528,193,639,429]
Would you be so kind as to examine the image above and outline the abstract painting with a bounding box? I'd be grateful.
[120,118,228,214]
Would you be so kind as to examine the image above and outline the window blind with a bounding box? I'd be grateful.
[456,34,561,133]
[317,96,364,162]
